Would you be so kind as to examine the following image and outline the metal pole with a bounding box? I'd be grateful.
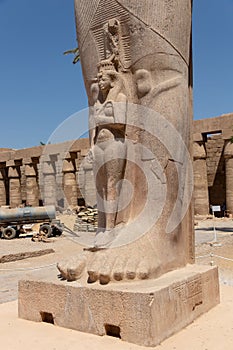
[213,211,217,242]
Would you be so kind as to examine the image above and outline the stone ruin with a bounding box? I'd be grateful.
[193,113,233,217]
[0,138,95,210]
[18,1,220,346]
[1,113,233,219]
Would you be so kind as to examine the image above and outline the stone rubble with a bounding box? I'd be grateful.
[73,206,98,232]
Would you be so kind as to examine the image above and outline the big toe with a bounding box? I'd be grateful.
[57,261,68,279]
[67,259,86,281]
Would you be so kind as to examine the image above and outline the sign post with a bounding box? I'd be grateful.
[211,205,221,245]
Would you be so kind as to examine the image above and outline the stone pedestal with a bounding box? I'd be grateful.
[18,264,219,347]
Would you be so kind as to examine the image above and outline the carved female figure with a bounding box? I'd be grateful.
[91,60,127,246]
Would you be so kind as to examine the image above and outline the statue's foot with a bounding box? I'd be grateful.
[94,227,118,248]
[57,236,161,284]
[57,251,90,281]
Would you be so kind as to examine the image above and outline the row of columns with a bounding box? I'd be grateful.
[0,149,93,209]
[0,159,40,208]
[194,140,233,216]
[40,150,96,207]
[1,140,233,213]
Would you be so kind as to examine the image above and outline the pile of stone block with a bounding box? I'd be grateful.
[73,206,98,232]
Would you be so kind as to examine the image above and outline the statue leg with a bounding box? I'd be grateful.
[94,138,127,247]
[92,143,106,232]
[57,0,192,284]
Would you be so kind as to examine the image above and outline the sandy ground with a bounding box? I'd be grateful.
[0,216,233,349]
[195,217,233,286]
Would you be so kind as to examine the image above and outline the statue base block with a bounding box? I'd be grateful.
[18,265,219,347]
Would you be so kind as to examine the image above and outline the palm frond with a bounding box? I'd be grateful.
[63,47,80,64]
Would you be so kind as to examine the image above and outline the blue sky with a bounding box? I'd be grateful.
[0,0,232,149]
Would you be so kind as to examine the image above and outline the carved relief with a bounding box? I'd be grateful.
[88,19,129,240]
[135,68,183,104]
[91,59,127,242]
[117,0,191,63]
[172,276,203,311]
[57,0,193,284]
[103,19,122,69]
[90,0,131,69]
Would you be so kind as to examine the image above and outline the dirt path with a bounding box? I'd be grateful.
[0,235,83,304]
[195,218,233,286]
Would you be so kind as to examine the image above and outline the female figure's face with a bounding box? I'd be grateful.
[98,72,112,93]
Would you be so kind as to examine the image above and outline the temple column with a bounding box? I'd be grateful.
[193,142,209,215]
[82,154,96,208]
[41,157,57,206]
[62,157,78,208]
[7,160,22,208]
[224,141,233,214]
[76,153,85,205]
[0,165,7,207]
[24,158,39,207]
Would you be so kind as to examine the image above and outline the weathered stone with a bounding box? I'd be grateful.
[0,139,90,208]
[0,168,7,207]
[82,157,96,207]
[0,113,232,214]
[24,162,39,207]
[57,0,194,285]
[18,265,219,347]
[8,166,22,208]
[193,143,209,215]
[224,142,233,214]
[62,159,78,208]
[26,176,39,207]
[0,249,54,263]
[41,161,56,206]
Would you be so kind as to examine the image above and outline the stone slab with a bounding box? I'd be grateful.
[18,264,219,347]
[0,249,54,264]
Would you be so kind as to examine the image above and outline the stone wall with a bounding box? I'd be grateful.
[0,113,233,215]
[0,139,90,209]
[206,135,225,209]
[194,113,233,216]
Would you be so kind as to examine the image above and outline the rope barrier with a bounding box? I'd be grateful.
[196,253,233,263]
[211,254,233,262]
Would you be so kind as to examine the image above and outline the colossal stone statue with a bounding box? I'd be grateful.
[58,0,193,284]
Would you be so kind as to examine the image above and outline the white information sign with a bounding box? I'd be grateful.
[212,205,221,212]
